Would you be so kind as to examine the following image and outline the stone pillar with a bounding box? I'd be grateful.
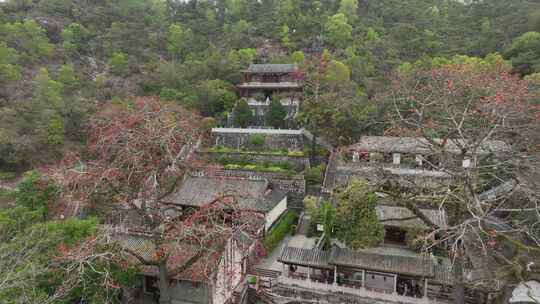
[352,151,359,162]
[361,270,365,288]
[393,274,398,294]
[393,153,401,165]
[333,266,338,286]
[416,154,423,166]
[307,266,310,281]
[424,278,428,298]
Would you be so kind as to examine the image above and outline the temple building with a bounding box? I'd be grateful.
[323,136,510,193]
[162,175,288,232]
[235,64,302,126]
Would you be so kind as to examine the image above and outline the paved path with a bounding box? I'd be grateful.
[287,235,316,249]
[296,214,311,235]
[257,235,291,272]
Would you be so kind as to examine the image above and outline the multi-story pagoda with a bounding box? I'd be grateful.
[236,63,303,126]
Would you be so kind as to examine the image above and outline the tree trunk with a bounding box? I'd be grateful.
[311,129,318,165]
[452,248,466,304]
[158,263,172,304]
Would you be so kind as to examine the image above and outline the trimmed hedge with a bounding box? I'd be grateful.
[0,171,17,180]
[263,211,299,253]
[207,146,305,157]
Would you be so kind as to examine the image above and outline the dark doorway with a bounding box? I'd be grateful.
[385,226,406,244]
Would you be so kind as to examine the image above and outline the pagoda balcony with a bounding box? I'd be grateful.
[237,82,301,89]
[247,97,300,107]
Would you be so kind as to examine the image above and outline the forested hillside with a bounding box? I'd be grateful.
[1,0,539,172]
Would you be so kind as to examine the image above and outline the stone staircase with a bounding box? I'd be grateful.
[321,150,338,195]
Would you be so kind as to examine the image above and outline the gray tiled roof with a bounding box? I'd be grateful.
[278,246,332,269]
[330,247,434,277]
[349,136,510,155]
[376,205,447,229]
[163,176,286,213]
[246,64,297,73]
[279,246,435,277]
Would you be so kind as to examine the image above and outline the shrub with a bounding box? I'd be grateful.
[405,226,425,252]
[233,99,252,127]
[249,134,265,148]
[160,88,181,101]
[0,171,17,180]
[265,98,287,128]
[304,164,326,186]
[290,224,298,235]
[288,151,305,157]
[263,211,298,252]
[108,52,128,75]
[201,117,217,131]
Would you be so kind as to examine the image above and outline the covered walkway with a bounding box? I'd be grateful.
[277,246,452,303]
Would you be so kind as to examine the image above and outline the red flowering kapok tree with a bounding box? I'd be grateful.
[385,64,539,303]
[55,97,264,304]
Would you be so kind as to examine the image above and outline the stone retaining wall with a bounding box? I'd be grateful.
[200,151,310,171]
[212,129,304,151]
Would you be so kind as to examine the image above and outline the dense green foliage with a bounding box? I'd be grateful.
[304,164,326,186]
[266,98,287,128]
[15,171,57,218]
[335,178,385,249]
[249,134,266,148]
[263,211,299,252]
[208,145,305,157]
[0,172,138,304]
[0,0,538,171]
[233,99,253,127]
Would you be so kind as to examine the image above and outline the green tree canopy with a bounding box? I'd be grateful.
[167,23,194,61]
[338,0,358,22]
[505,31,540,75]
[233,99,253,128]
[266,98,287,128]
[45,115,65,146]
[57,64,79,91]
[325,13,352,49]
[15,171,57,218]
[33,68,64,110]
[0,20,53,60]
[324,59,351,90]
[291,51,305,64]
[61,22,90,56]
[0,42,21,84]
[195,79,236,117]
[335,178,385,249]
[108,52,129,75]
